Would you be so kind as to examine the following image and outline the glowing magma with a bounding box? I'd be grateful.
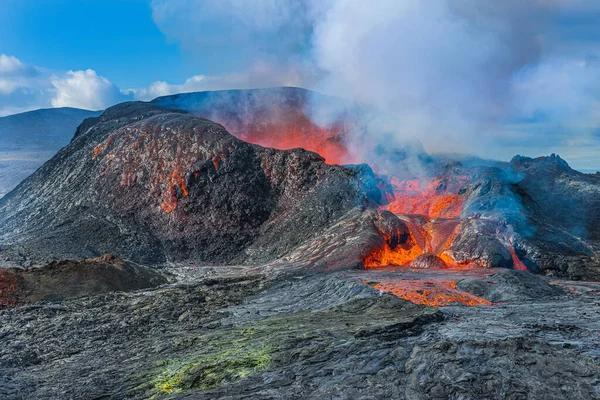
[364,176,471,269]
[230,118,354,165]
[363,228,424,267]
[374,280,492,306]
[382,176,468,218]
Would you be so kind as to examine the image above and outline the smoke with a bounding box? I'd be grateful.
[150,0,315,76]
[150,0,600,170]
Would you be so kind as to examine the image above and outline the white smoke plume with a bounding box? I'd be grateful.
[149,0,600,170]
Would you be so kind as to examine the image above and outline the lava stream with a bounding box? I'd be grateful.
[373,279,492,307]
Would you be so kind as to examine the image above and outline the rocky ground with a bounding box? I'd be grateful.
[0,266,598,399]
[1,88,600,399]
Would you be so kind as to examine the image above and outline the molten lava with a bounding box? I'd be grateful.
[229,117,354,165]
[363,176,469,270]
[383,176,468,218]
[508,245,528,271]
[374,279,492,307]
[363,236,423,268]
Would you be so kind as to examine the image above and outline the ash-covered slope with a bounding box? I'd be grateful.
[0,102,384,268]
[0,107,102,197]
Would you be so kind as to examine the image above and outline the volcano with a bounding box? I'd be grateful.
[0,101,384,268]
[1,88,598,279]
[1,88,600,399]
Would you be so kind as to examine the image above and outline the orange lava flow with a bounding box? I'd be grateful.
[159,165,189,214]
[363,229,423,268]
[363,175,477,269]
[508,245,528,271]
[233,118,355,165]
[374,280,492,307]
[383,176,468,218]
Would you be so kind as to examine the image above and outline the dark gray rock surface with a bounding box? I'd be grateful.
[0,255,167,304]
[457,270,567,302]
[1,269,599,399]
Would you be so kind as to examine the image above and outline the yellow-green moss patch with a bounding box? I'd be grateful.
[151,339,271,396]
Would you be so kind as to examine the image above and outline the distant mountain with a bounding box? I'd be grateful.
[0,107,102,197]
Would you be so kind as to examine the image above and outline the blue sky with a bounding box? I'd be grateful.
[0,0,184,88]
[1,0,599,171]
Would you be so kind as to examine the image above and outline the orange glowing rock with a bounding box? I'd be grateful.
[160,199,177,214]
[383,176,469,219]
[508,245,528,271]
[374,279,492,307]
[232,117,355,165]
[158,166,190,214]
[362,175,500,270]
[428,194,463,219]
[363,239,423,268]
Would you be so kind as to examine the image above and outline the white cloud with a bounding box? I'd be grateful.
[0,79,20,95]
[0,54,42,97]
[0,56,132,116]
[127,75,207,101]
[0,55,24,74]
[50,69,129,110]
[0,54,37,76]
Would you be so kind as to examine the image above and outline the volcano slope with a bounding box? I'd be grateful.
[0,101,385,269]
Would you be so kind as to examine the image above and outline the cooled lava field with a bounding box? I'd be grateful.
[0,88,599,399]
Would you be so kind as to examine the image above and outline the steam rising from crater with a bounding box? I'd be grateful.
[151,0,600,171]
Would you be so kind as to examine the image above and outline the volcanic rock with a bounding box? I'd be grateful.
[1,270,599,399]
[0,255,166,305]
[0,102,385,269]
[454,162,599,277]
[456,270,567,302]
[409,253,448,269]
